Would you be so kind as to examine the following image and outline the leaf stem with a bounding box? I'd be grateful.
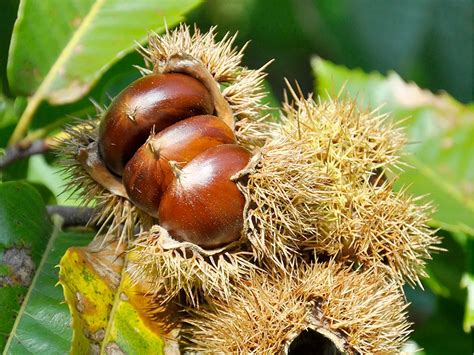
[8,94,43,145]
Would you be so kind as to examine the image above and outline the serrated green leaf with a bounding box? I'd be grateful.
[312,57,474,236]
[3,225,94,354]
[6,0,202,143]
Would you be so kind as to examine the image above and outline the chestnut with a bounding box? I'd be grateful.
[98,73,214,175]
[123,115,236,217]
[158,144,252,249]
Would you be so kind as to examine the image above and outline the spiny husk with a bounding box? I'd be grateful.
[304,180,439,287]
[57,120,153,245]
[128,226,256,306]
[123,25,272,301]
[185,261,411,354]
[241,126,333,266]
[58,24,269,247]
[281,88,407,179]
[243,92,440,285]
[140,24,270,123]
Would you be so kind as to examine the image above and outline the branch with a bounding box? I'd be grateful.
[1,124,94,170]
[46,205,97,228]
[0,139,52,170]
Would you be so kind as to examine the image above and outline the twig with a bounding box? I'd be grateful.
[46,205,96,228]
[0,139,52,170]
[0,127,74,170]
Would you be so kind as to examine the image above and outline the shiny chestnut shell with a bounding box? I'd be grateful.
[158,144,251,249]
[98,73,214,175]
[123,115,236,218]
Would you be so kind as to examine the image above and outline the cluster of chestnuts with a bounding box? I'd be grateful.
[59,25,441,354]
[98,72,251,249]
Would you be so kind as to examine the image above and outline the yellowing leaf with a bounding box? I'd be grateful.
[59,237,179,354]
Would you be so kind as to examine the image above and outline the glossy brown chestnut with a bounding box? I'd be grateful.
[98,73,214,175]
[123,115,236,218]
[158,144,251,249]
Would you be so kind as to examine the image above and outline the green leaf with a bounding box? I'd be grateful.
[0,286,25,350]
[8,0,201,102]
[0,181,53,262]
[3,223,93,354]
[0,181,53,349]
[27,154,82,206]
[409,296,471,355]
[461,273,474,333]
[312,57,474,235]
[7,0,202,143]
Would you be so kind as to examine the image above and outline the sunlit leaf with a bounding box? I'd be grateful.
[27,154,81,206]
[6,0,202,143]
[8,0,201,103]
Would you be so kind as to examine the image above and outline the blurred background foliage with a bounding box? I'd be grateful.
[0,0,472,353]
[188,0,473,104]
